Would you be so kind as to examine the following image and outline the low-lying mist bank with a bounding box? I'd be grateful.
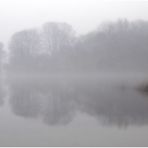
[5,71,148,79]
[3,71,148,92]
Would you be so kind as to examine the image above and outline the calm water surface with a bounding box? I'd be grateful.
[0,76,148,146]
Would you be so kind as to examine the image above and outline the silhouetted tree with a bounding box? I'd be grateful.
[77,19,148,72]
[42,22,75,53]
[8,29,42,73]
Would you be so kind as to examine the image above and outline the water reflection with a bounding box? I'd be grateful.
[8,78,77,125]
[7,77,148,127]
[78,82,148,127]
[0,78,6,106]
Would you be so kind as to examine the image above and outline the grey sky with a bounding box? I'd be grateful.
[0,0,148,44]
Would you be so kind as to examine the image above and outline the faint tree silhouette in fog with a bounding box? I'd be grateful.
[8,29,42,73]
[7,19,148,74]
[42,22,75,53]
[41,22,76,73]
[7,22,76,74]
[77,19,148,72]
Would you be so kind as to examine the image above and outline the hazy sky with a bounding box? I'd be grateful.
[0,0,148,44]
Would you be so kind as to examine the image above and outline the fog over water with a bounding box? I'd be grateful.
[6,77,148,127]
[0,77,148,146]
[0,0,148,146]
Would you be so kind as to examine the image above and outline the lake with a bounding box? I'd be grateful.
[0,76,148,146]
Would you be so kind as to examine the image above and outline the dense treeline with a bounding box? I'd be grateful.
[7,22,76,74]
[3,19,148,75]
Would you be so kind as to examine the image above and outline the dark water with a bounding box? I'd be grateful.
[0,76,148,146]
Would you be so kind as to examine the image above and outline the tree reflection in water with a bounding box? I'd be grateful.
[7,77,148,127]
[0,78,6,106]
[8,78,77,125]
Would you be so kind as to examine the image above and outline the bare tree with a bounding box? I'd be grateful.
[42,22,75,54]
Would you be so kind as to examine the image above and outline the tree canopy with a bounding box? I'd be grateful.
[6,20,148,75]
